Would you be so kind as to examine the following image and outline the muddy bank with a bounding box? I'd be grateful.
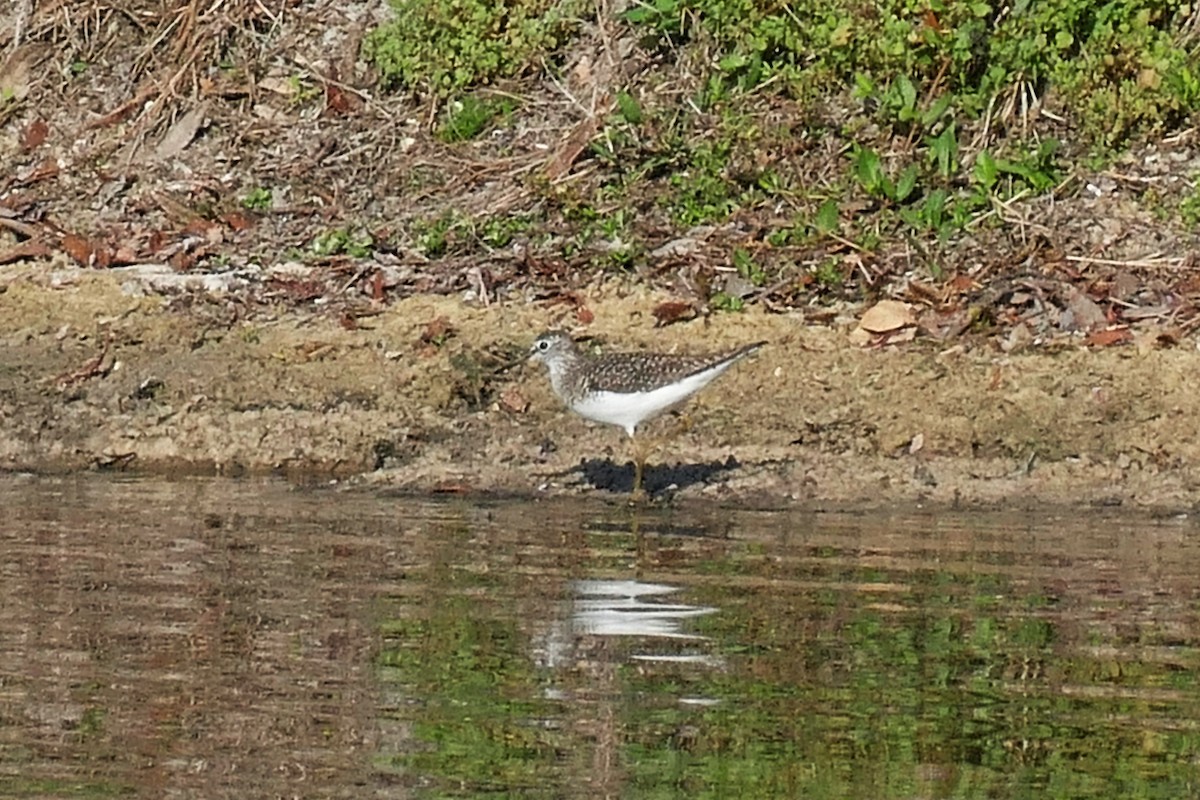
[3,265,1200,509]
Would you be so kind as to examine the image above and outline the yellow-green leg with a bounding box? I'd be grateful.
[630,436,649,502]
[629,413,695,501]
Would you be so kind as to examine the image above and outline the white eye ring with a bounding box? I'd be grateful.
[537,340,550,351]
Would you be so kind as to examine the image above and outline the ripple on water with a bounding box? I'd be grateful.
[1,475,1198,799]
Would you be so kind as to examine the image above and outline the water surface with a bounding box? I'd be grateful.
[1,475,1198,798]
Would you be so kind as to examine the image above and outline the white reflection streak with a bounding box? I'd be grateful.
[532,580,723,670]
[571,580,716,639]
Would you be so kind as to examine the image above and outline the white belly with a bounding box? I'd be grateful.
[569,364,733,436]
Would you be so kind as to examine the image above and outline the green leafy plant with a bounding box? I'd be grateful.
[621,0,1199,146]
[364,0,583,95]
[622,0,686,41]
[898,188,953,237]
[733,247,766,286]
[1180,179,1200,229]
[710,291,745,312]
[615,91,644,124]
[927,123,958,180]
[240,187,272,211]
[668,140,738,225]
[311,228,374,258]
[815,199,840,235]
[414,215,455,257]
[438,95,517,142]
[812,258,845,288]
[852,145,917,204]
[605,245,638,269]
[286,74,321,105]
[598,208,632,240]
[974,141,1060,194]
[479,214,533,248]
[855,73,955,131]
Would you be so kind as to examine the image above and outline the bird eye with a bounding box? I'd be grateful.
[537,340,550,351]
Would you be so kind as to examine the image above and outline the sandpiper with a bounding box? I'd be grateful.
[529,330,766,496]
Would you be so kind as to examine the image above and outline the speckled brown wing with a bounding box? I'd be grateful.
[579,342,765,394]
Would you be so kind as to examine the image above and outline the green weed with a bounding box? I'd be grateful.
[851,145,917,204]
[622,0,1200,146]
[311,228,374,258]
[812,258,844,288]
[710,291,745,312]
[815,199,840,235]
[413,214,456,257]
[1180,179,1200,228]
[615,91,644,124]
[364,0,584,95]
[733,247,766,286]
[623,0,686,42]
[286,74,321,105]
[78,707,106,737]
[479,214,533,248]
[437,95,517,142]
[668,140,737,225]
[240,187,272,211]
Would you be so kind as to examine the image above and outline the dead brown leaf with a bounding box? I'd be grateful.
[21,119,48,150]
[421,316,454,344]
[221,211,255,231]
[653,300,696,327]
[859,299,916,333]
[1084,328,1132,347]
[987,366,1003,391]
[499,386,528,414]
[85,85,157,130]
[905,280,941,305]
[296,342,336,361]
[183,219,224,243]
[1109,270,1139,300]
[15,156,59,186]
[0,45,38,104]
[948,274,976,293]
[326,84,355,115]
[112,244,138,265]
[916,308,969,340]
[146,230,167,254]
[94,451,138,469]
[880,327,917,345]
[61,233,97,267]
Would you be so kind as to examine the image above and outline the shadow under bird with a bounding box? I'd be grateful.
[528,330,767,496]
